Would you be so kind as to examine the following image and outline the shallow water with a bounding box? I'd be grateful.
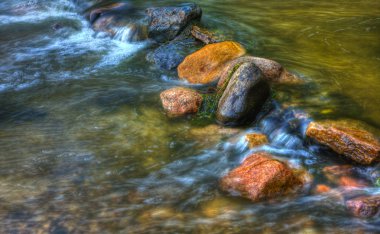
[0,0,379,233]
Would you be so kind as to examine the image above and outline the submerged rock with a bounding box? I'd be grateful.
[216,62,270,126]
[178,41,246,84]
[160,87,202,117]
[220,152,308,202]
[146,38,200,70]
[306,120,380,165]
[346,195,380,218]
[217,56,303,87]
[191,26,218,44]
[146,3,202,43]
[245,133,269,148]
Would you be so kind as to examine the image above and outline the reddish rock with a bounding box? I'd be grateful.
[191,26,218,44]
[245,133,269,148]
[346,196,380,218]
[217,56,303,89]
[160,87,202,117]
[178,41,246,84]
[314,184,332,194]
[220,152,307,202]
[339,176,368,188]
[306,121,380,165]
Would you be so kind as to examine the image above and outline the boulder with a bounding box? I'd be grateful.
[178,41,246,84]
[346,196,380,218]
[191,26,218,44]
[306,120,380,165]
[217,56,303,88]
[216,62,270,126]
[160,87,202,117]
[245,133,269,148]
[220,152,307,202]
[146,38,200,70]
[146,3,202,43]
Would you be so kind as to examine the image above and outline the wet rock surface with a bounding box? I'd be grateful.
[216,62,270,126]
[346,196,380,218]
[146,38,200,70]
[160,87,203,117]
[245,133,269,148]
[217,56,303,88]
[306,120,380,165]
[178,41,246,84]
[220,152,307,202]
[146,3,202,43]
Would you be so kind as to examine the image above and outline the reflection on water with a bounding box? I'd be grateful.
[0,0,379,232]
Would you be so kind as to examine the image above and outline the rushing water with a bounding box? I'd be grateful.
[0,0,379,233]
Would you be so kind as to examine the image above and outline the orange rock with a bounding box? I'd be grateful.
[160,87,202,117]
[346,196,380,218]
[339,176,368,188]
[178,41,246,84]
[314,184,331,194]
[245,133,269,148]
[306,120,380,165]
[220,152,307,202]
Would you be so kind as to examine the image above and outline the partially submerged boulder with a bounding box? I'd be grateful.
[216,62,270,126]
[146,38,200,70]
[346,195,380,218]
[217,56,303,87]
[191,25,218,44]
[306,120,380,165]
[146,3,202,43]
[220,152,308,202]
[178,41,246,84]
[245,133,269,148]
[160,87,202,117]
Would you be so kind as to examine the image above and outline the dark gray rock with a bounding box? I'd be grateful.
[146,3,202,43]
[216,62,271,126]
[146,38,200,70]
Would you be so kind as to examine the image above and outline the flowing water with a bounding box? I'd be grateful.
[0,0,379,233]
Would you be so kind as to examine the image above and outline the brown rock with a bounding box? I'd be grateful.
[306,121,380,165]
[217,56,303,89]
[220,152,307,202]
[191,26,218,44]
[346,196,380,218]
[323,165,354,183]
[160,87,202,117]
[314,184,332,194]
[245,133,269,148]
[339,176,368,188]
[178,41,246,84]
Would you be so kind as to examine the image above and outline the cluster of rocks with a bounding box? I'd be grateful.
[83,2,380,219]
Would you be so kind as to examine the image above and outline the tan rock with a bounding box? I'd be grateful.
[217,56,303,89]
[191,26,218,44]
[178,41,246,84]
[220,152,307,202]
[346,195,380,218]
[245,133,269,148]
[306,120,380,165]
[160,87,202,117]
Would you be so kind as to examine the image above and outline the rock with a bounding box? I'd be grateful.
[245,133,269,148]
[178,41,246,84]
[314,184,332,194]
[220,152,307,202]
[306,120,380,165]
[160,87,202,117]
[146,3,202,43]
[146,38,200,70]
[216,62,270,126]
[217,56,303,88]
[346,196,380,218]
[191,26,218,44]
[84,2,134,24]
[339,176,368,188]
